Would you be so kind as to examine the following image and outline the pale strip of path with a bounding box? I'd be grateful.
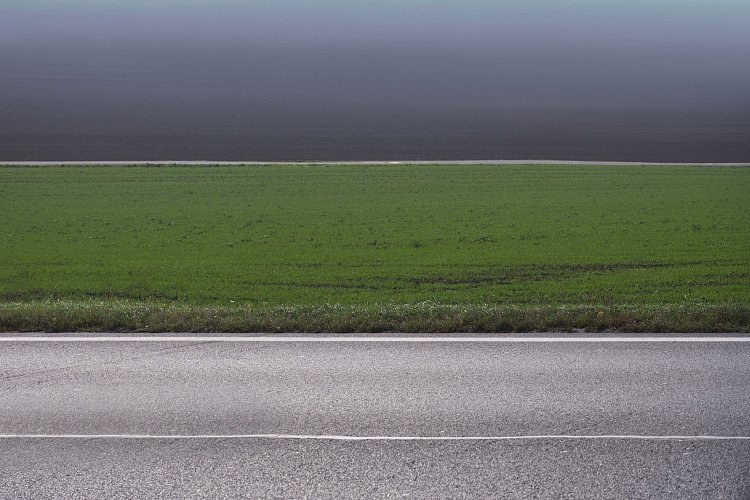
[1,160,749,166]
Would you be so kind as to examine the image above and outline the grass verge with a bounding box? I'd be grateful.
[2,164,748,332]
[1,300,747,333]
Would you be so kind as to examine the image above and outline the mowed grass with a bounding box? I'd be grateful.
[1,164,748,331]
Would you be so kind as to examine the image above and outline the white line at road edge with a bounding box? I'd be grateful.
[0,336,749,342]
[1,434,749,441]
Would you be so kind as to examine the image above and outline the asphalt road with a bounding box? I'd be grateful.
[1,334,749,498]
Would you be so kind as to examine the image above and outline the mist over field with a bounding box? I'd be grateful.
[1,0,749,161]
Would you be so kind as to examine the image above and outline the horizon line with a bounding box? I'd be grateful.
[2,160,749,166]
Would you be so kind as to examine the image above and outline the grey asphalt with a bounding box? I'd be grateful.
[1,335,749,498]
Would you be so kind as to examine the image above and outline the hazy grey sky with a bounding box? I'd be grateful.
[1,0,748,160]
[3,1,749,44]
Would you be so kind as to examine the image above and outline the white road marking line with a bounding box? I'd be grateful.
[0,336,748,343]
[0,434,748,441]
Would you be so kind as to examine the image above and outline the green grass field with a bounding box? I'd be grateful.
[1,164,748,331]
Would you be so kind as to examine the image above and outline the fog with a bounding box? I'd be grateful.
[2,0,748,161]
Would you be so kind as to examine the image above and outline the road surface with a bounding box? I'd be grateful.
[1,334,749,498]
